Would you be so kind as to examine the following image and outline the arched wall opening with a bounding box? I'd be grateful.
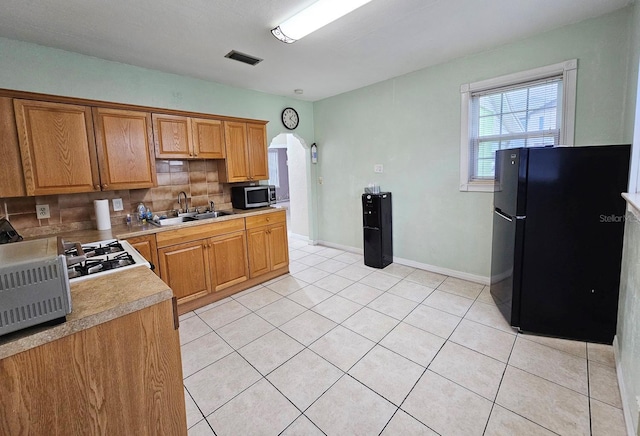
[268,133,312,240]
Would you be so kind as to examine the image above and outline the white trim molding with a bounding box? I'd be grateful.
[459,59,578,192]
[315,240,489,285]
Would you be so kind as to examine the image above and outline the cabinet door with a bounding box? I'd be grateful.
[0,97,26,197]
[247,123,269,180]
[208,230,249,292]
[0,300,187,435]
[246,226,270,278]
[268,222,289,271]
[93,108,157,190]
[126,234,160,276]
[222,121,250,182]
[158,240,210,302]
[152,114,192,159]
[14,99,99,195]
[192,118,225,159]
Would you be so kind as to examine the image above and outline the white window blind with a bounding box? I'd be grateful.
[470,76,563,180]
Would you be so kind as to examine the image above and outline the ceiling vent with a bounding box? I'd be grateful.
[224,50,263,66]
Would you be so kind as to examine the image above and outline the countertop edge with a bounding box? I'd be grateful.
[0,283,173,360]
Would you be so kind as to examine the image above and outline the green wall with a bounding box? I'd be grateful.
[313,7,632,278]
[0,35,318,239]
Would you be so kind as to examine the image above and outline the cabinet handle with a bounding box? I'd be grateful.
[266,217,270,222]
[102,184,108,189]
[94,184,100,190]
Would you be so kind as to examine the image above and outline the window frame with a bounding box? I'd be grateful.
[459,59,577,192]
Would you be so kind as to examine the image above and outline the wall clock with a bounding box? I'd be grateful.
[281,107,299,130]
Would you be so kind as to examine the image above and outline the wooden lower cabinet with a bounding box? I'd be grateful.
[125,234,160,276]
[246,211,289,279]
[0,299,187,436]
[209,230,249,292]
[158,240,210,302]
[158,230,248,303]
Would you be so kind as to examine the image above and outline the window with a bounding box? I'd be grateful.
[460,60,577,191]
[268,149,280,188]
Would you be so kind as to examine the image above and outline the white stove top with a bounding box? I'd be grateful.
[66,239,151,283]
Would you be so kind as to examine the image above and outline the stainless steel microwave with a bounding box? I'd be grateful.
[231,185,276,209]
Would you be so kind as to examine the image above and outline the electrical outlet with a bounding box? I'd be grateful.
[36,204,50,219]
[318,176,324,184]
[112,198,124,211]
[374,164,383,173]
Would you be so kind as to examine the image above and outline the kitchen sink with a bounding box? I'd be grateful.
[193,211,232,220]
[149,210,233,226]
[149,216,195,226]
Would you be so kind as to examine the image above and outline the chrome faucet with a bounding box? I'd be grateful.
[209,200,215,212]
[178,191,189,213]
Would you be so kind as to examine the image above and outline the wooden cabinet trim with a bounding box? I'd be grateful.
[245,210,287,229]
[0,88,267,125]
[0,97,26,197]
[156,218,245,248]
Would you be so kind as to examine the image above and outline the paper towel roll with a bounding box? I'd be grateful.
[94,199,111,230]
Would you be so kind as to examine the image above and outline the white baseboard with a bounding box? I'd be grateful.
[613,336,638,436]
[393,256,489,285]
[315,241,489,285]
[288,232,312,243]
[316,240,363,254]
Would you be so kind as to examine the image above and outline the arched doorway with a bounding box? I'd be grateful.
[268,133,311,241]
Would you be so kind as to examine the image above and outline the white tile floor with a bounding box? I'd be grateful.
[179,240,628,436]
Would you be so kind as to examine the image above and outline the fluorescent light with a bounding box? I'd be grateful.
[272,0,373,43]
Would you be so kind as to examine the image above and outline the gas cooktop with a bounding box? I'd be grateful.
[62,239,150,282]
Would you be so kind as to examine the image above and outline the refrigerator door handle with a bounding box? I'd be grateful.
[495,209,513,222]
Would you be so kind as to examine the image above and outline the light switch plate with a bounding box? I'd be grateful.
[112,198,124,211]
[36,204,50,219]
[374,164,383,173]
[318,176,324,184]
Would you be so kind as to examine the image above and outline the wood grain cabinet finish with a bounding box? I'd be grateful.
[14,99,100,195]
[93,108,157,190]
[13,100,157,195]
[152,114,225,159]
[246,211,289,278]
[218,122,268,182]
[157,225,249,303]
[125,234,160,276]
[0,97,26,197]
[208,230,249,292]
[158,239,211,302]
[0,299,187,436]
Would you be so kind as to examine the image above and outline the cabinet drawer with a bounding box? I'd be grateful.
[245,210,286,229]
[156,218,245,248]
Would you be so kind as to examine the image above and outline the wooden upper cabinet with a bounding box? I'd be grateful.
[218,122,268,182]
[220,121,250,182]
[192,118,225,159]
[93,108,157,190]
[0,97,26,197]
[247,122,269,181]
[13,99,100,195]
[153,114,191,159]
[153,114,226,159]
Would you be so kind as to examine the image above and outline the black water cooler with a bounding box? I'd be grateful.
[362,192,392,268]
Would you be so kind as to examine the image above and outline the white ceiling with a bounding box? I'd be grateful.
[0,0,631,101]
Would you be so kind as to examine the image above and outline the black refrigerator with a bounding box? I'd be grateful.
[363,192,392,268]
[490,145,630,344]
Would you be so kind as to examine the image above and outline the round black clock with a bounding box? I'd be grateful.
[281,107,299,130]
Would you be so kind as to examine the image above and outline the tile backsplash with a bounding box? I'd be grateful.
[1,160,231,238]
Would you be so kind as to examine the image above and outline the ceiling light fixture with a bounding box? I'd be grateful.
[271,0,373,44]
